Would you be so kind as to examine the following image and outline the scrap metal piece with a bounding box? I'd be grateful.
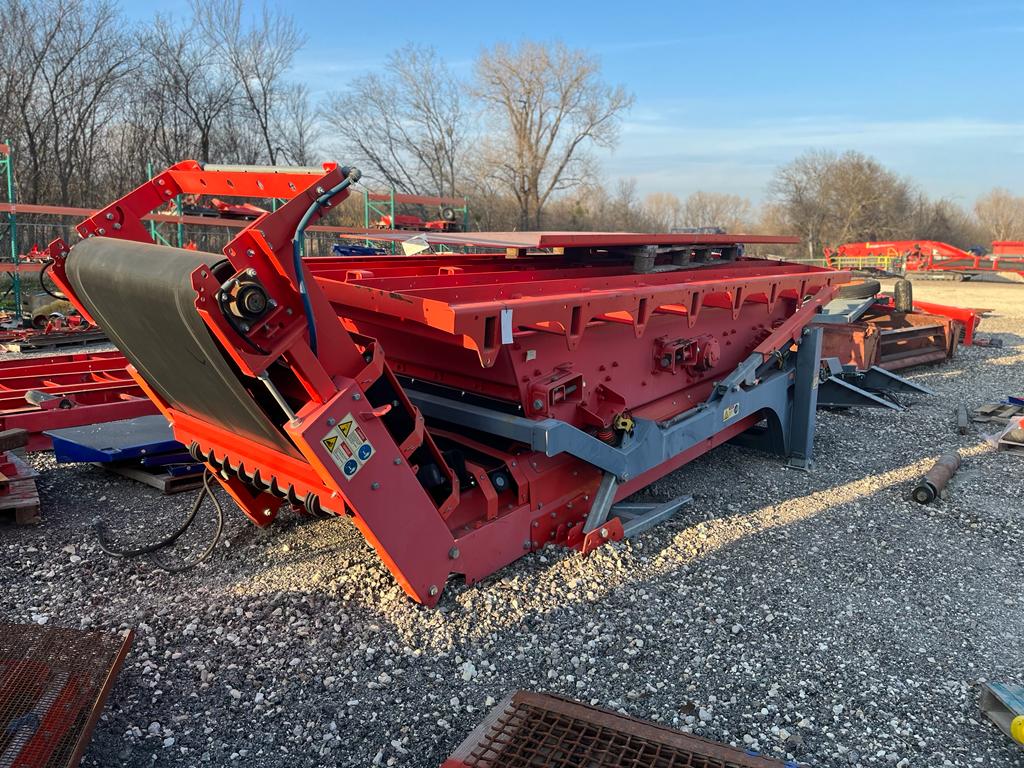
[912,452,961,504]
[442,690,790,768]
[956,404,970,435]
[0,622,132,768]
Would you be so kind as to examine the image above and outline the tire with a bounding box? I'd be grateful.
[836,278,881,299]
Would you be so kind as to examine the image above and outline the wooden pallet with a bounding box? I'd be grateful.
[95,462,203,494]
[0,451,41,524]
[972,402,1024,426]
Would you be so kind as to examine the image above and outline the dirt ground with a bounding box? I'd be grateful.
[1,275,1022,767]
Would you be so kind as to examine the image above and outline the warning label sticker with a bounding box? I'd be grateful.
[321,412,374,479]
[722,403,740,422]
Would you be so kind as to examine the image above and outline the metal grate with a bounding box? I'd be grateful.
[0,622,132,768]
[447,691,791,768]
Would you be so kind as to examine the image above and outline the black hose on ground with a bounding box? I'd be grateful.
[94,470,225,572]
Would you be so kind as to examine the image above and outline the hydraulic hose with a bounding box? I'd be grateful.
[291,167,361,356]
[94,470,226,572]
[39,260,66,300]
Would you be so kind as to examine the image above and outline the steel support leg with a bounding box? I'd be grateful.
[788,326,821,470]
[583,472,619,533]
[612,495,694,538]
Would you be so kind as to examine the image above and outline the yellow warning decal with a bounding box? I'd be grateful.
[723,403,740,422]
[321,412,374,480]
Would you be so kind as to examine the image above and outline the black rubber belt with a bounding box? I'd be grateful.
[65,238,298,457]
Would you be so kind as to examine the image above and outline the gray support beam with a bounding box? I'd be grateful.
[788,327,822,469]
[583,472,619,533]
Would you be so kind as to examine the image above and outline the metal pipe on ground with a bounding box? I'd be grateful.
[912,452,961,504]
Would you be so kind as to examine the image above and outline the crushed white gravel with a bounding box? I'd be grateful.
[1,277,1022,767]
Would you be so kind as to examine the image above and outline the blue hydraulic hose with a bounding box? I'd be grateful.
[292,167,361,355]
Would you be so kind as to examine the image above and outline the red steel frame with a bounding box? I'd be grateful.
[47,160,845,605]
[825,240,1024,276]
[0,351,155,450]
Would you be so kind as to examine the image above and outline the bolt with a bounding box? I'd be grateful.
[326,417,336,427]
[98,228,105,235]
[201,271,208,279]
[600,527,609,538]
[448,547,460,560]
[268,299,277,308]
[105,212,113,220]
[393,458,402,465]
[660,356,671,368]
[371,481,380,490]
[523,540,531,549]
[113,222,121,230]
[285,308,293,315]
[157,178,165,185]
[428,585,438,597]
[532,521,539,528]
[262,508,272,517]
[353,393,362,400]
[532,398,544,411]
[246,268,256,277]
[238,323,250,333]
[316,186,325,195]
[246,249,255,257]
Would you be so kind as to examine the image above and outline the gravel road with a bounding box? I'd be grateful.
[1,278,1022,767]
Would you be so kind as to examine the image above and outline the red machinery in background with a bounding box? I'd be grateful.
[825,240,1024,278]
[46,161,847,605]
[993,241,1024,256]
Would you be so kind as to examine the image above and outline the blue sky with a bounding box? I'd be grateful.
[124,0,1023,204]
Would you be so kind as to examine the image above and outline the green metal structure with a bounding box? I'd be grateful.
[362,189,469,254]
[1,140,19,312]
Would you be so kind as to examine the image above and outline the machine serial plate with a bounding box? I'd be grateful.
[322,412,374,479]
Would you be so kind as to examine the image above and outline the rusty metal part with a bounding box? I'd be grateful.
[912,452,961,504]
[442,690,789,768]
[0,622,132,768]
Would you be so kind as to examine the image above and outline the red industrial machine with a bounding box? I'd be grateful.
[993,240,1024,256]
[0,351,155,450]
[374,209,460,232]
[46,161,847,605]
[825,240,1024,278]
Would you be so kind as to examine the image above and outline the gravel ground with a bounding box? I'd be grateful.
[1,277,1022,767]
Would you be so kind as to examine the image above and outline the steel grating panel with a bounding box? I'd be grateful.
[0,622,132,768]
[446,691,790,768]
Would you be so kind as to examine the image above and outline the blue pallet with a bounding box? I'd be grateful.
[45,415,182,464]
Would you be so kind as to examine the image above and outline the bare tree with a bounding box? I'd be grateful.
[143,14,237,164]
[769,150,916,257]
[275,84,319,166]
[680,191,753,232]
[2,0,137,205]
[643,192,683,231]
[194,0,303,165]
[974,188,1024,242]
[323,46,467,196]
[474,41,633,228]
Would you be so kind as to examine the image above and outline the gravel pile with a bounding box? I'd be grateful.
[1,279,1022,767]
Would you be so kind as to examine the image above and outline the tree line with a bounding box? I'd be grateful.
[2,0,1021,253]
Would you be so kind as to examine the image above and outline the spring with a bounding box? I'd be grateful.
[596,427,616,444]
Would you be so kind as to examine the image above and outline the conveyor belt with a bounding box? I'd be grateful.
[64,238,298,456]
